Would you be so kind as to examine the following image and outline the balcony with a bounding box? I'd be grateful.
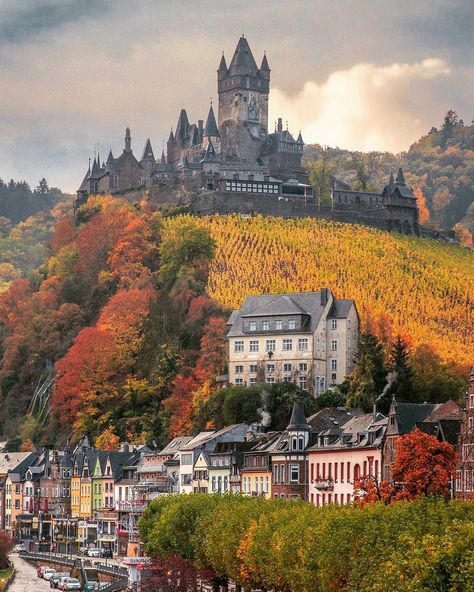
[314,479,334,491]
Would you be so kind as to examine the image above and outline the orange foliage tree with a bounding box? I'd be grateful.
[413,186,430,223]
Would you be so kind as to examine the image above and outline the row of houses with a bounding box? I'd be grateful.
[1,378,470,555]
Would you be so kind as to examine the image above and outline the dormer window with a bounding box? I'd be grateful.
[249,321,257,331]
[298,436,305,451]
[288,319,296,330]
[291,437,298,451]
[262,320,269,331]
[275,320,283,330]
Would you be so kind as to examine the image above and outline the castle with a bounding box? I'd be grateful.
[77,36,421,236]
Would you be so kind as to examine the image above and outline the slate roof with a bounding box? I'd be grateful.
[0,452,37,474]
[307,407,363,434]
[393,402,438,435]
[160,436,193,456]
[204,105,219,138]
[227,290,355,338]
[329,299,354,318]
[228,36,259,76]
[201,138,220,163]
[307,413,387,452]
[287,401,310,430]
[141,139,155,161]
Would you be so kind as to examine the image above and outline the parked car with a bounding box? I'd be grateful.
[50,572,71,588]
[14,543,27,552]
[37,566,53,578]
[79,546,89,556]
[87,548,101,557]
[60,577,81,590]
[100,548,113,558]
[83,583,100,592]
[42,568,58,581]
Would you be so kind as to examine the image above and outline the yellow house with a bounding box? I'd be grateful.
[240,433,279,499]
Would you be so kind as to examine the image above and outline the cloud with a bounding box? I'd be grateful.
[270,58,451,153]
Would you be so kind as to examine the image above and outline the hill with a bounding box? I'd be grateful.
[0,197,471,448]
[304,111,474,237]
[180,214,474,366]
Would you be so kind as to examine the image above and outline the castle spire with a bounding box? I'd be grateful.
[395,167,406,186]
[260,51,270,72]
[125,126,131,152]
[218,51,227,72]
[228,35,258,76]
[204,103,219,138]
[388,171,395,190]
[161,149,166,164]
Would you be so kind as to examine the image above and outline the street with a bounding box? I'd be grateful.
[8,553,53,592]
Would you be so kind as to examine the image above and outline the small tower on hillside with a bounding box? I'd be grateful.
[287,401,311,452]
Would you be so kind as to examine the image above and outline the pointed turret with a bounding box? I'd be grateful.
[218,52,228,80]
[168,128,174,143]
[287,401,310,431]
[141,138,155,161]
[124,126,132,152]
[161,149,166,164]
[259,52,270,80]
[201,137,219,163]
[204,103,219,138]
[175,109,190,145]
[388,171,395,190]
[77,159,91,193]
[395,167,406,186]
[297,131,304,144]
[228,36,259,76]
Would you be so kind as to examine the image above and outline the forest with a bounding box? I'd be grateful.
[0,194,471,450]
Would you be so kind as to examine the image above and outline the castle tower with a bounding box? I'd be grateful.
[203,102,220,152]
[217,36,270,163]
[124,127,132,152]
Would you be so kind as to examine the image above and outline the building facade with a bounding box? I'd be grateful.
[226,289,358,394]
[456,367,474,499]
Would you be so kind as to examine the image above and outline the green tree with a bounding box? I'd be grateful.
[344,153,379,191]
[307,146,335,205]
[388,335,415,402]
[35,178,49,194]
[347,331,387,412]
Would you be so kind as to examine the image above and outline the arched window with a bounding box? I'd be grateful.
[292,436,298,451]
[298,436,305,451]
[353,464,361,480]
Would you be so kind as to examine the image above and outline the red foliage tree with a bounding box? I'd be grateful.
[194,317,227,383]
[163,373,199,437]
[0,531,13,569]
[392,428,457,498]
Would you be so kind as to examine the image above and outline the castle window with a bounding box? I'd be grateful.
[235,365,244,374]
[226,182,231,191]
[249,364,258,374]
[283,363,292,373]
[298,376,308,390]
[266,339,276,352]
[249,321,257,331]
[234,340,244,353]
[331,359,338,371]
[299,362,308,372]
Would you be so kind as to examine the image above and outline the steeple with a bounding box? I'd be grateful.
[287,401,310,431]
[228,35,259,76]
[395,167,406,186]
[124,127,132,152]
[218,52,228,80]
[168,128,175,144]
[204,103,219,138]
[107,149,114,164]
[259,52,270,80]
[141,138,155,161]
[297,131,304,144]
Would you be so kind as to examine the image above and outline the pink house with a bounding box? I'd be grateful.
[307,413,387,506]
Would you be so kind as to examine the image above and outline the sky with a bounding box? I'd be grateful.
[0,0,473,192]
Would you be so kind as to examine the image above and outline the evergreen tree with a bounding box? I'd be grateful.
[35,178,49,194]
[388,335,415,401]
[346,331,387,412]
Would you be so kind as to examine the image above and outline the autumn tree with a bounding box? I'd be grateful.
[95,428,120,450]
[453,222,473,248]
[0,531,12,569]
[344,152,379,191]
[307,146,335,205]
[393,429,457,498]
[413,186,430,223]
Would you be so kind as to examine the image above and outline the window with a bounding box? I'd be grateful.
[249,340,259,352]
[299,376,308,390]
[266,364,275,374]
[283,363,292,373]
[234,365,244,374]
[274,465,279,484]
[298,436,305,451]
[262,320,269,330]
[266,377,275,384]
[331,359,337,372]
[181,454,193,465]
[331,319,337,330]
[249,378,257,385]
[299,362,308,372]
[288,319,296,330]
[298,338,308,351]
[234,341,244,353]
[249,321,257,331]
[275,320,283,330]
[281,465,286,483]
[235,378,244,385]
[290,465,299,483]
[249,364,258,374]
[282,339,293,351]
[331,340,338,351]
[266,339,276,352]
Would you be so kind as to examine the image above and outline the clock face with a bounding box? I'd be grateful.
[247,93,259,122]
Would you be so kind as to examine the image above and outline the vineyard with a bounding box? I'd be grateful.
[164,214,474,366]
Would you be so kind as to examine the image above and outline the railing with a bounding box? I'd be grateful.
[314,479,335,491]
[18,550,128,577]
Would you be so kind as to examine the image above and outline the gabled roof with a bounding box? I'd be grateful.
[204,104,219,138]
[228,36,259,76]
[328,299,354,319]
[160,436,193,456]
[297,131,304,144]
[307,407,363,434]
[392,402,439,435]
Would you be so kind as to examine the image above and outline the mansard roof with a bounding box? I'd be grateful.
[141,138,155,161]
[228,36,259,76]
[204,104,219,138]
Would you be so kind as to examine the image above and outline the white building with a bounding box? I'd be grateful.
[177,424,250,494]
[307,413,387,506]
[226,289,358,394]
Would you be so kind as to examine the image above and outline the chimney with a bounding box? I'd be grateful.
[320,288,328,306]
[277,118,283,133]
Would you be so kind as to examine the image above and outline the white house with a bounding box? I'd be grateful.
[226,289,358,394]
[307,413,387,506]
